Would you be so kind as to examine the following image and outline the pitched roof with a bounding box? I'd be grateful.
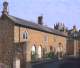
[67,30,80,39]
[6,15,67,37]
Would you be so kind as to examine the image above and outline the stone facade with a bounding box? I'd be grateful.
[14,24,67,60]
[0,14,67,68]
[0,1,80,68]
[0,15,15,68]
[66,26,80,57]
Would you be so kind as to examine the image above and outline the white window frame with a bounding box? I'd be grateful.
[23,31,28,40]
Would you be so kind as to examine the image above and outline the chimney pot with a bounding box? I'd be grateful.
[2,1,8,15]
[38,16,43,25]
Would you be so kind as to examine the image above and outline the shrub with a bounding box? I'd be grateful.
[46,52,55,59]
[31,53,36,61]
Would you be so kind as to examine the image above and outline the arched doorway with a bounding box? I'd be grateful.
[57,43,63,59]
[38,46,42,58]
[31,45,36,55]
[13,57,20,68]
[31,45,36,60]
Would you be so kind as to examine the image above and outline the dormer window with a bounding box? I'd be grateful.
[23,32,28,39]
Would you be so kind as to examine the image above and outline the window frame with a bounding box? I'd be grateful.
[23,31,28,40]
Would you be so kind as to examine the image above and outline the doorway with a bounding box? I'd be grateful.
[38,46,42,58]
[13,57,20,68]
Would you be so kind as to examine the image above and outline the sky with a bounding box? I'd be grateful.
[0,0,80,29]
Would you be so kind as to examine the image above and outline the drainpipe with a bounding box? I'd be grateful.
[19,26,20,47]
[74,39,77,56]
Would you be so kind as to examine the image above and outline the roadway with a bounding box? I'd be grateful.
[32,57,80,68]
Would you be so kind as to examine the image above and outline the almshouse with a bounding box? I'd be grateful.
[0,1,80,68]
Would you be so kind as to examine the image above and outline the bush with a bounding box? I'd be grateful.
[31,53,37,61]
[46,52,55,59]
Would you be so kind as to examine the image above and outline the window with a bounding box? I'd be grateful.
[23,32,28,39]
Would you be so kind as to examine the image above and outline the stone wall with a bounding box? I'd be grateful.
[0,15,67,67]
[14,25,67,61]
[0,17,14,67]
[66,38,74,55]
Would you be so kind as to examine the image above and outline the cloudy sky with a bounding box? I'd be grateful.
[0,0,80,29]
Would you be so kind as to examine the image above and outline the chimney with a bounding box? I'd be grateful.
[38,16,43,25]
[2,0,8,15]
[73,25,77,32]
[73,25,76,29]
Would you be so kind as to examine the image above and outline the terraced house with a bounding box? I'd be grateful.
[0,1,80,68]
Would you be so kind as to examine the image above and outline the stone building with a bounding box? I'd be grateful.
[0,1,67,68]
[0,1,80,68]
[66,25,80,56]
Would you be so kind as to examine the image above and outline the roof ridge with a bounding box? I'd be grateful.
[6,15,67,37]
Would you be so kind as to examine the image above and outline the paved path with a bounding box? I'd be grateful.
[32,60,62,68]
[32,58,80,68]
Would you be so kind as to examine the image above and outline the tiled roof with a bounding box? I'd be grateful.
[6,15,67,37]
